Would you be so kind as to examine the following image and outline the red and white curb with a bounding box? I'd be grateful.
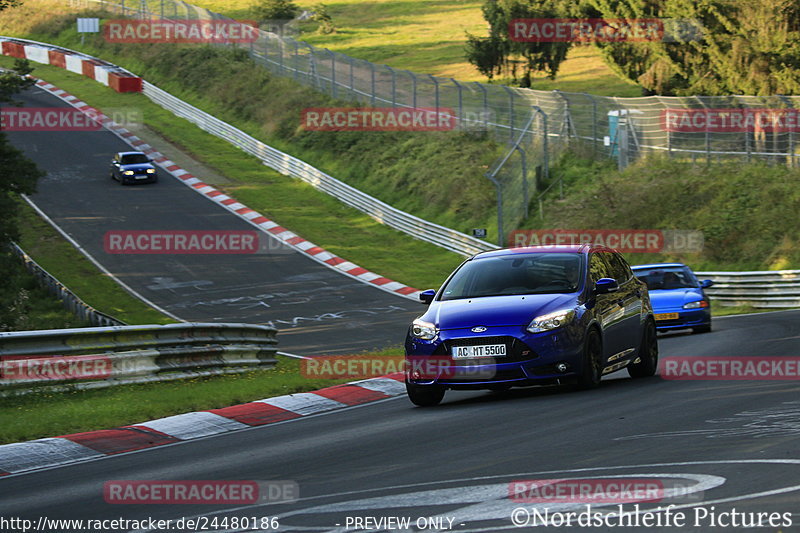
[32,78,422,300]
[0,373,406,476]
[1,37,142,92]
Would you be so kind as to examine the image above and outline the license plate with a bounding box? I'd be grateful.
[451,344,506,358]
[655,312,679,321]
[135,175,149,179]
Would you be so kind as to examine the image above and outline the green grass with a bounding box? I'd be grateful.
[188,0,642,95]
[0,347,404,444]
[0,251,92,331]
[15,201,173,325]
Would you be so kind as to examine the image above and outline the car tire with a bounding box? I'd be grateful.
[629,319,658,378]
[692,324,712,334]
[405,380,445,407]
[577,329,602,389]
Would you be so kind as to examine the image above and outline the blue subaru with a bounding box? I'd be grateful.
[404,245,658,406]
[630,263,713,334]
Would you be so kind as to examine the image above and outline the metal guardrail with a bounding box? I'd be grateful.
[696,270,800,308]
[10,243,125,327]
[0,323,278,396]
[141,82,496,256]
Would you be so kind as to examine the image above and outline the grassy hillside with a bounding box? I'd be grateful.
[182,0,642,95]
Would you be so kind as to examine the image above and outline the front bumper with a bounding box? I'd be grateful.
[653,307,711,330]
[405,325,583,388]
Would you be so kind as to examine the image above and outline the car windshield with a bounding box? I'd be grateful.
[439,253,584,301]
[633,266,698,290]
[120,153,150,164]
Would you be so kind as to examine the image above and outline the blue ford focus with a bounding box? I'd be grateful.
[630,263,713,334]
[404,245,658,406]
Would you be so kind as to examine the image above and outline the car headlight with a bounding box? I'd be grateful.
[527,309,575,333]
[411,318,438,340]
[122,170,134,175]
[146,168,156,174]
[683,300,709,309]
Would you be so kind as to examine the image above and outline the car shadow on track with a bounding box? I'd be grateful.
[411,374,667,409]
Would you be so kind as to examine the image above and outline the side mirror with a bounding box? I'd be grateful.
[419,289,436,305]
[700,279,713,289]
[594,278,619,294]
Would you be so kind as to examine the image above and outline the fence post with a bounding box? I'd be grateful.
[484,171,504,247]
[293,40,300,80]
[306,43,316,88]
[327,49,336,98]
[428,75,440,113]
[531,105,549,185]
[583,92,597,157]
[476,82,489,131]
[370,62,376,107]
[515,145,528,218]
[696,97,710,165]
[503,86,515,141]
[277,34,284,73]
[451,78,463,128]
[387,65,396,107]
[347,56,356,100]
[408,71,417,109]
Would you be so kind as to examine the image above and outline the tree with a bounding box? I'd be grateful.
[466,0,574,87]
[251,0,301,35]
[311,3,336,34]
[0,58,43,249]
[580,0,800,95]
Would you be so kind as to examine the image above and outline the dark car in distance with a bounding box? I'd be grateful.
[404,244,658,406]
[110,151,158,185]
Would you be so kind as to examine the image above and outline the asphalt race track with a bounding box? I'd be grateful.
[4,85,421,355]
[1,311,799,532]
[3,85,800,533]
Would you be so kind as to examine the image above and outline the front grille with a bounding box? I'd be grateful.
[433,336,537,363]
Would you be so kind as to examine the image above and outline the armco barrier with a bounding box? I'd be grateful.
[696,270,800,308]
[0,323,278,396]
[10,243,125,327]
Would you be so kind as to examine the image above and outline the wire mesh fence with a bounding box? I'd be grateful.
[66,0,800,244]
